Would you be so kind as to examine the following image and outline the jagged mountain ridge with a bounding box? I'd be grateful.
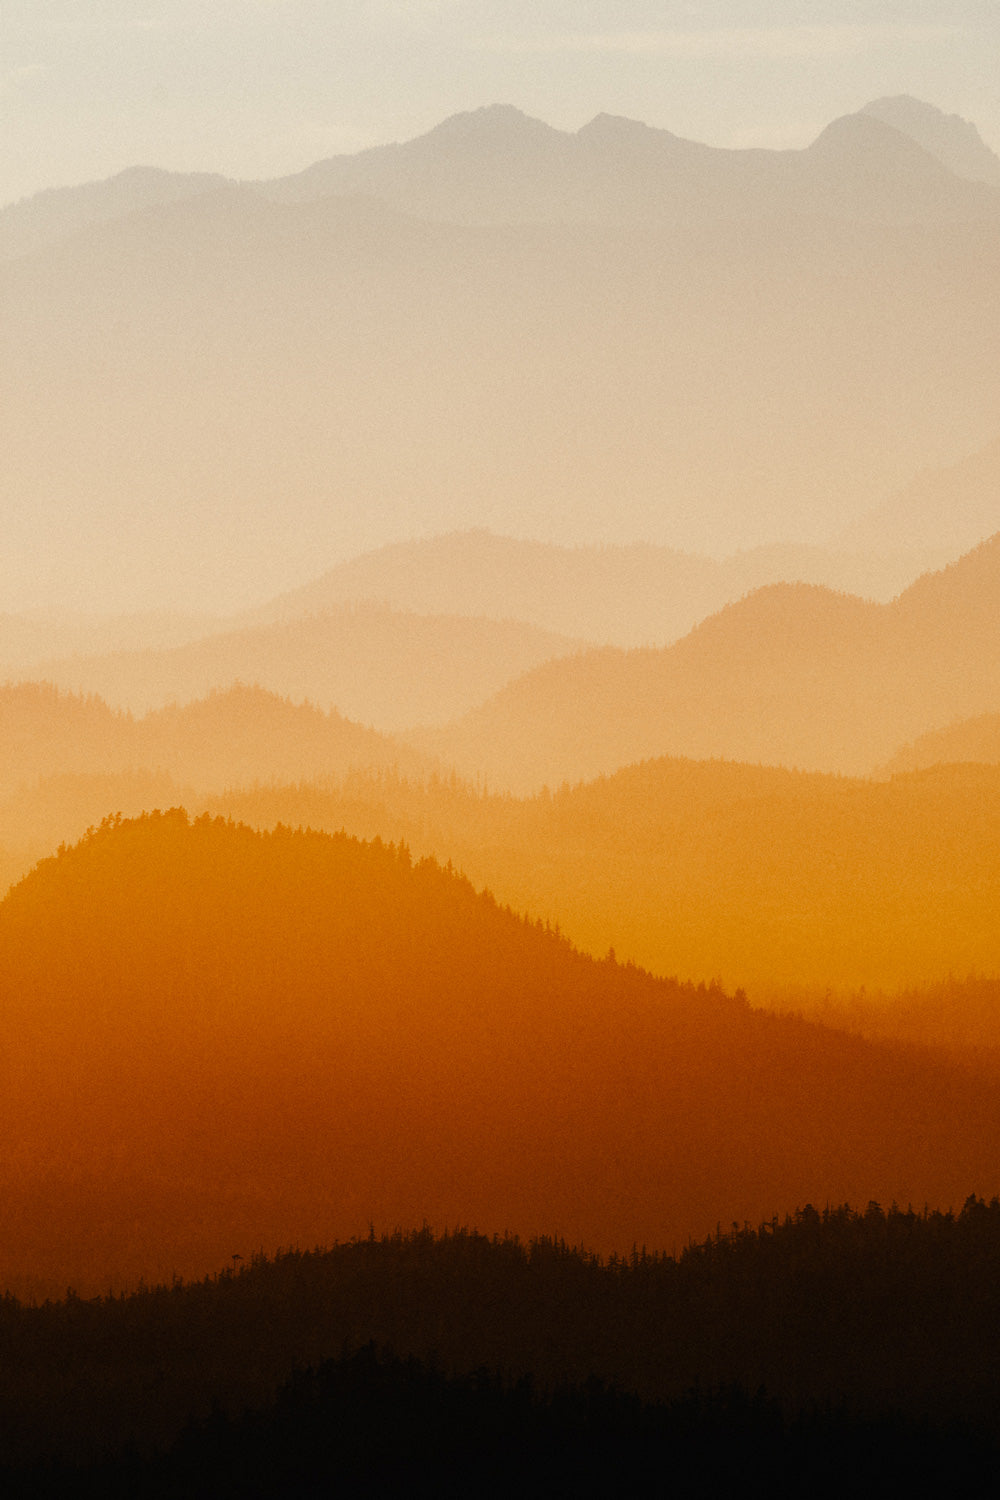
[862,96,1000,185]
[5,100,999,262]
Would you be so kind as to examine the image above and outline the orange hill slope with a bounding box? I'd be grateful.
[0,682,429,797]
[31,604,585,727]
[881,712,1000,774]
[209,757,1000,992]
[252,530,936,648]
[4,750,1000,990]
[414,534,1000,788]
[3,809,1000,1297]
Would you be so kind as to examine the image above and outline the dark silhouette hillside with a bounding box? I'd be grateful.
[3,1210,1000,1490]
[3,811,1000,1296]
[414,534,1000,786]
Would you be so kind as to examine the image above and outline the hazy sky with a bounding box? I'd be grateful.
[2,1,998,205]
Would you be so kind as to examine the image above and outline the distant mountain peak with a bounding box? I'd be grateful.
[861,96,1000,184]
[425,104,564,143]
[808,110,939,163]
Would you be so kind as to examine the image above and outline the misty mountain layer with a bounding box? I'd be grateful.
[4,101,1000,612]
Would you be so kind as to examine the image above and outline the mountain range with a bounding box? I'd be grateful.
[3,99,1000,613]
[253,529,944,647]
[412,532,1000,787]
[0,681,427,800]
[25,603,584,726]
[4,810,1000,1295]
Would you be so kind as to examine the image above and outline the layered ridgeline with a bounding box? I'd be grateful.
[20,603,584,726]
[4,104,1000,614]
[203,759,1000,993]
[412,533,1000,787]
[880,712,1000,775]
[836,432,1000,560]
[4,811,1000,1297]
[248,530,941,647]
[5,737,1000,990]
[0,682,428,797]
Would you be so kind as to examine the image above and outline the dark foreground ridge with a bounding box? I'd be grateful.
[2,1202,1000,1493]
[14,1345,995,1499]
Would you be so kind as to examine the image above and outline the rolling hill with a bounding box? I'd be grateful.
[197,755,1000,993]
[27,604,585,726]
[413,534,1000,788]
[880,711,1000,775]
[3,810,1000,1298]
[0,682,428,799]
[254,530,940,648]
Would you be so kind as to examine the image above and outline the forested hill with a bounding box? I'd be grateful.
[3,810,1000,1297]
[0,680,428,795]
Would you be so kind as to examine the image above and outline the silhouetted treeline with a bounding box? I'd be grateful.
[11,1346,996,1499]
[3,1207,1000,1490]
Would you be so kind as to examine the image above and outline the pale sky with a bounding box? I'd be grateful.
[2,1,998,206]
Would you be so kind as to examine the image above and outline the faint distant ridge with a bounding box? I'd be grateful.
[0,680,429,798]
[0,164,229,261]
[29,603,585,729]
[881,712,1000,776]
[862,96,1000,185]
[836,434,1000,558]
[253,529,941,648]
[255,97,1000,226]
[10,94,1000,262]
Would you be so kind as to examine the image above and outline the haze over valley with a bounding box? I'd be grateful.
[5,40,1000,1484]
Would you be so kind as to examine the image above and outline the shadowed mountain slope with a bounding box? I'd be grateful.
[862,96,1000,185]
[3,810,1000,1298]
[413,535,1000,787]
[28,605,584,727]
